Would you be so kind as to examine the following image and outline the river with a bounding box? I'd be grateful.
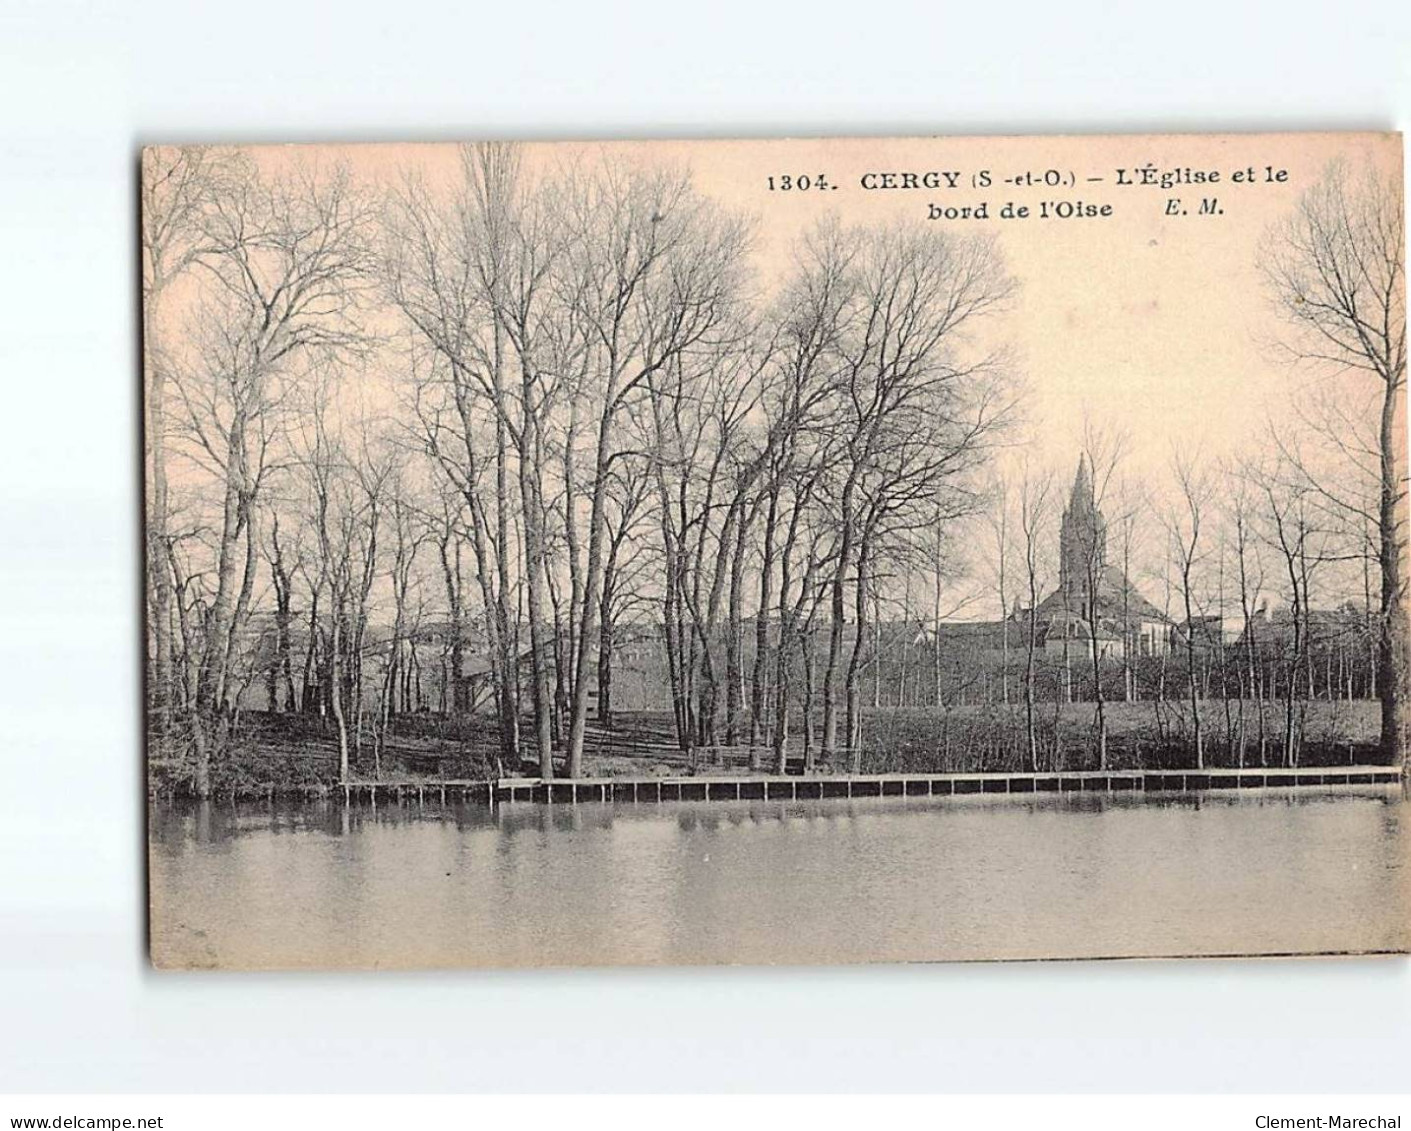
[148,787,1408,969]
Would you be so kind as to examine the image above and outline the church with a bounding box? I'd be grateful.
[1029,457,1175,661]
[932,458,1176,677]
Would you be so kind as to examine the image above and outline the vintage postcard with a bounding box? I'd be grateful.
[143,132,1408,970]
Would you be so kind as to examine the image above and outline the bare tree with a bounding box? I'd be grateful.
[984,475,1013,706]
[809,221,1014,770]
[1074,424,1129,770]
[1017,465,1056,771]
[751,242,853,757]
[431,487,472,717]
[560,163,751,778]
[594,454,653,731]
[373,460,427,775]
[141,147,240,741]
[1166,448,1213,768]
[383,147,547,773]
[1226,468,1269,765]
[168,160,373,796]
[1261,160,1407,770]
[1259,474,1315,766]
[262,509,302,713]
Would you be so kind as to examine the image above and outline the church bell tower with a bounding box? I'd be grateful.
[1059,456,1107,606]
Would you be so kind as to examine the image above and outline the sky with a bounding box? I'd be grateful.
[229,131,1403,486]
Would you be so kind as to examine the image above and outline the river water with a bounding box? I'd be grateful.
[148,788,1409,970]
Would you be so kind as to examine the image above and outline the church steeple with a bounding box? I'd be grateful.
[1059,455,1106,602]
[1071,455,1092,508]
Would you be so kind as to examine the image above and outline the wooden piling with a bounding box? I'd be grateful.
[325,766,1400,808]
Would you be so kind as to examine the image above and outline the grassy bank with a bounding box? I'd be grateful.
[855,698,1381,774]
[147,698,1390,798]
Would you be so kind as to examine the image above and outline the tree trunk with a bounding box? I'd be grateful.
[597,609,613,730]
[1378,378,1408,770]
[772,630,792,776]
[845,538,872,773]
[145,273,173,742]
[751,484,780,752]
[194,413,247,724]
[821,481,855,761]
[517,362,555,777]
[302,587,321,714]
[1083,563,1107,770]
[802,629,818,772]
[725,497,751,752]
[330,603,350,783]
[1025,571,1039,773]
[1182,563,1203,769]
[566,410,616,778]
[220,500,260,713]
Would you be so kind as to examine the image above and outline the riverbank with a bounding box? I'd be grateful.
[146,700,1394,800]
[486,766,1406,805]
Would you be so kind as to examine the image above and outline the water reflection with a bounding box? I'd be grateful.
[148,788,1409,970]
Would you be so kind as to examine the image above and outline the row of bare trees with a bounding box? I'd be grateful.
[1263,160,1407,769]
[960,159,1405,774]
[962,431,1387,772]
[143,143,1015,795]
[144,149,379,795]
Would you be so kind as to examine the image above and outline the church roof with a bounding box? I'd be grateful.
[1041,609,1124,641]
[1070,455,1093,506]
[1033,565,1170,622]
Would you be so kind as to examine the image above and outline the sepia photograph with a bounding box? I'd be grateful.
[141,132,1408,971]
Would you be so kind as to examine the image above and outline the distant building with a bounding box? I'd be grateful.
[929,457,1177,669]
[1032,456,1175,660]
[1234,603,1374,667]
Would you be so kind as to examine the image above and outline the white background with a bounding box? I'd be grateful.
[1,0,1409,1095]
